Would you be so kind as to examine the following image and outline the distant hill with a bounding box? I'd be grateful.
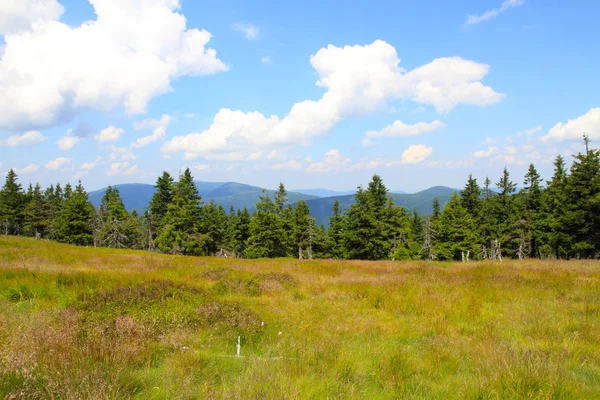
[88,182,455,224]
[291,188,356,197]
[88,181,318,213]
[304,186,457,226]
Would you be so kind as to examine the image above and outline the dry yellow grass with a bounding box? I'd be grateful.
[1,236,599,399]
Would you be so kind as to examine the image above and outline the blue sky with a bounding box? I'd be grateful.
[1,0,599,192]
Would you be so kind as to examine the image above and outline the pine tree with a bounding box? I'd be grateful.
[22,183,47,238]
[246,190,286,258]
[435,193,479,261]
[522,163,543,258]
[155,168,203,255]
[291,200,314,258]
[328,200,345,259]
[432,197,441,220]
[148,171,174,233]
[0,169,25,235]
[460,174,481,216]
[493,167,518,256]
[539,155,570,258]
[53,182,95,245]
[563,138,600,258]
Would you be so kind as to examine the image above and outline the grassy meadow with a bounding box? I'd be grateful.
[1,236,599,399]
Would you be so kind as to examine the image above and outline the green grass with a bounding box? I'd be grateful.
[1,236,599,399]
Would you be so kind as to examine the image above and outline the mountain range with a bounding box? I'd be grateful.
[88,182,456,226]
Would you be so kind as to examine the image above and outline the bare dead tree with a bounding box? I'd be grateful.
[422,217,436,261]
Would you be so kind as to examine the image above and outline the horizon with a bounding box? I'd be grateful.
[1,0,598,192]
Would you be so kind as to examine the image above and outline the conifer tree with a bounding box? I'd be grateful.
[148,171,174,233]
[539,155,570,258]
[0,169,25,235]
[22,183,47,238]
[155,168,203,255]
[522,163,543,257]
[246,190,286,258]
[460,174,481,216]
[563,137,600,258]
[53,182,95,245]
[435,193,479,260]
[328,200,345,259]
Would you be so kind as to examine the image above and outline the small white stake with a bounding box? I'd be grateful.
[236,336,241,357]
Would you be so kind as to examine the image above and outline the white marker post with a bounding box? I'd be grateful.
[236,336,241,357]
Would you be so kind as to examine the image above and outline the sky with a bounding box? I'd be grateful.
[0,0,599,193]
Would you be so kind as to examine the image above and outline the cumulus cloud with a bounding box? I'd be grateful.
[261,56,272,65]
[362,119,444,146]
[15,164,39,174]
[132,114,172,147]
[163,40,503,160]
[542,108,600,142]
[306,149,350,173]
[0,0,63,35]
[94,126,124,142]
[0,130,46,146]
[516,125,543,136]
[474,146,500,158]
[56,134,80,150]
[0,0,228,131]
[81,156,103,170]
[401,144,433,164]
[45,156,72,170]
[107,161,139,176]
[232,23,259,40]
[465,0,524,25]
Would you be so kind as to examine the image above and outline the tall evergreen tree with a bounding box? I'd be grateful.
[460,174,481,216]
[246,190,286,258]
[328,200,345,259]
[0,169,25,235]
[22,183,47,238]
[148,171,174,233]
[435,193,479,261]
[522,163,543,257]
[53,182,95,245]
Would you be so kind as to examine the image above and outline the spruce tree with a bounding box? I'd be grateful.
[149,171,174,233]
[328,200,345,259]
[53,182,95,245]
[522,163,543,257]
[0,169,25,235]
[540,155,570,258]
[435,193,479,260]
[246,190,286,258]
[460,174,481,216]
[22,183,47,238]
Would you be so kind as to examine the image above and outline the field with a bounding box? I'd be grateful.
[1,237,599,399]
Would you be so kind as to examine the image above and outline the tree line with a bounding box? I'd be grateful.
[1,137,598,260]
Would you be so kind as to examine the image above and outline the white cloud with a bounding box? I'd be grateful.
[542,108,600,142]
[465,0,524,25]
[516,125,543,136]
[0,0,228,131]
[232,23,259,40]
[56,134,80,150]
[163,40,503,160]
[94,125,124,142]
[81,156,103,170]
[0,0,63,35]
[193,164,209,171]
[107,162,139,176]
[15,164,39,174]
[401,144,433,164]
[306,149,350,173]
[0,130,46,146]
[272,160,301,170]
[474,146,500,158]
[261,56,272,65]
[45,156,72,170]
[132,114,172,147]
[362,119,444,146]
[73,171,88,180]
[483,137,497,144]
[266,149,285,160]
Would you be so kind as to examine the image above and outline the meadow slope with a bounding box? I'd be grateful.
[1,236,599,399]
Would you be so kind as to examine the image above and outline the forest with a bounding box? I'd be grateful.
[1,137,599,261]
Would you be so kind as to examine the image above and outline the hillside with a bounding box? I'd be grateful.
[88,181,318,213]
[1,236,599,398]
[306,186,456,226]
